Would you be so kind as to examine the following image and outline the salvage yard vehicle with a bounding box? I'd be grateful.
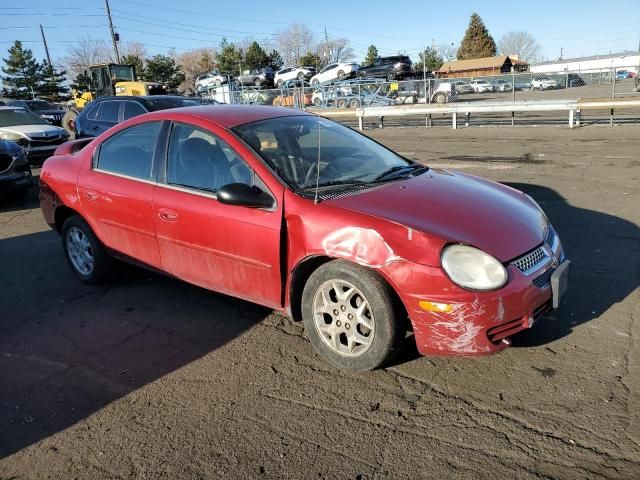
[237,67,275,87]
[357,55,413,81]
[310,62,359,85]
[469,79,494,93]
[0,138,31,193]
[275,66,316,86]
[451,80,474,94]
[195,70,230,91]
[0,106,69,162]
[5,99,66,126]
[491,79,513,92]
[531,76,559,90]
[40,105,570,372]
[74,96,199,138]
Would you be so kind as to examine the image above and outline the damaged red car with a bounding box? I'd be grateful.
[40,105,570,372]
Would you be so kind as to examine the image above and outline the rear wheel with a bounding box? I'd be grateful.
[61,216,113,284]
[337,70,346,80]
[336,98,347,109]
[313,97,322,107]
[433,92,447,104]
[302,260,405,372]
[386,70,396,81]
[297,72,305,80]
[349,98,361,108]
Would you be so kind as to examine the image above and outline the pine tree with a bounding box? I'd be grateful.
[414,47,444,74]
[267,50,283,69]
[121,53,145,80]
[244,42,269,70]
[364,45,378,65]
[457,13,497,60]
[36,61,69,101]
[145,55,185,91]
[1,40,41,98]
[217,39,242,75]
[299,52,320,69]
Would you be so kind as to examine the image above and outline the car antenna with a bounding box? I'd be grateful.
[313,117,322,204]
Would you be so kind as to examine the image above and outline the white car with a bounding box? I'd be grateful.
[310,63,359,85]
[275,66,315,86]
[0,106,69,160]
[195,71,229,91]
[469,80,494,93]
[531,77,559,90]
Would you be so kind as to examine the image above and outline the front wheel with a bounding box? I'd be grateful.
[386,70,396,81]
[62,109,78,137]
[61,216,113,284]
[302,260,406,372]
[336,70,345,80]
[433,92,447,104]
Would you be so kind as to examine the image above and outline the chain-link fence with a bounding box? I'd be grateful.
[194,69,640,128]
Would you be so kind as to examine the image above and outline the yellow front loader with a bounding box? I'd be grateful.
[63,63,166,134]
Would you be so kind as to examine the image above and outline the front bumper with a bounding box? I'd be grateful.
[382,238,568,356]
[0,170,33,190]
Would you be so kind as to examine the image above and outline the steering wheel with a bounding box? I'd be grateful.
[302,155,339,188]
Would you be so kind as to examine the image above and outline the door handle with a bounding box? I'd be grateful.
[84,190,99,201]
[158,208,178,222]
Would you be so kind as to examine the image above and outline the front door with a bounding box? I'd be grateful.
[77,121,163,268]
[152,121,283,308]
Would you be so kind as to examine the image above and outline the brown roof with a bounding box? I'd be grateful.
[438,55,527,73]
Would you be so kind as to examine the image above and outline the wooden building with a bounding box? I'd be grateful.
[438,55,529,78]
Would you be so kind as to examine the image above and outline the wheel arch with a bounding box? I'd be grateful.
[288,255,409,328]
[53,205,81,233]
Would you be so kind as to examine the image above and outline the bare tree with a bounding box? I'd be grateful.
[61,36,113,80]
[120,41,147,60]
[324,37,355,64]
[437,43,457,62]
[176,47,217,93]
[498,31,542,63]
[276,24,315,66]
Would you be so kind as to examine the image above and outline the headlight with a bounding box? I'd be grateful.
[441,245,508,291]
[0,131,24,142]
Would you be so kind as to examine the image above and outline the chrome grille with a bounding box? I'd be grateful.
[512,246,547,273]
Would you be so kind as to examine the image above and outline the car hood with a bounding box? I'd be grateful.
[326,169,545,262]
[0,124,64,139]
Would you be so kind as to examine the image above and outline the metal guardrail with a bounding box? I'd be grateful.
[353,97,640,130]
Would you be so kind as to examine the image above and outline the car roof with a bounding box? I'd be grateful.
[140,104,312,128]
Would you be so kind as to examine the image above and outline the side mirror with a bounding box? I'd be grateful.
[217,183,274,209]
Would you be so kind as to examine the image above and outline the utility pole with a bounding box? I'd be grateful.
[105,0,120,63]
[39,25,52,68]
[324,27,329,64]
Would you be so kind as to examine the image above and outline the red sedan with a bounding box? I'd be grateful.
[40,105,570,372]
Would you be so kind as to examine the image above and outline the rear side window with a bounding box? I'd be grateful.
[86,103,101,121]
[96,122,162,180]
[123,101,146,120]
[99,101,120,123]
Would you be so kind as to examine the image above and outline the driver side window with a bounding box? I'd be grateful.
[166,123,252,193]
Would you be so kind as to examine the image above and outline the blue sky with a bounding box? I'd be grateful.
[2,0,640,66]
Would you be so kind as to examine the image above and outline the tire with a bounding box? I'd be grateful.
[336,98,347,109]
[349,98,360,108]
[62,109,78,137]
[433,92,447,104]
[254,77,262,87]
[313,97,322,107]
[61,215,113,284]
[336,70,345,80]
[301,260,406,372]
[357,71,366,79]
[386,70,396,81]
[215,79,222,86]
[297,72,305,80]
[277,79,283,88]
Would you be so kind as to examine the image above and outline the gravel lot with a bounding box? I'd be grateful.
[1,125,639,479]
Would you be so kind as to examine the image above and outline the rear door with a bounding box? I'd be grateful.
[90,101,122,136]
[77,121,164,268]
[152,121,283,308]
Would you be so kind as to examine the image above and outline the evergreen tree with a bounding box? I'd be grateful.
[217,38,242,75]
[70,71,92,91]
[1,40,41,98]
[457,13,497,60]
[364,45,378,65]
[145,55,185,91]
[244,41,269,69]
[414,47,444,74]
[37,61,69,101]
[298,52,321,69]
[121,53,145,80]
[267,50,283,69]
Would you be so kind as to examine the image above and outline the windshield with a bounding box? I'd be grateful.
[0,108,48,127]
[143,97,199,111]
[26,100,58,111]
[110,65,135,82]
[233,115,421,193]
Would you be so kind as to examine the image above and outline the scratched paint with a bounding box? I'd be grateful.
[322,227,402,268]
[426,301,493,354]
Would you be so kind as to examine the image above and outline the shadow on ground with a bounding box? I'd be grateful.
[0,229,271,457]
[505,183,639,348]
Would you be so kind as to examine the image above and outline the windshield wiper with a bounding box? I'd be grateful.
[373,164,426,182]
[296,179,369,193]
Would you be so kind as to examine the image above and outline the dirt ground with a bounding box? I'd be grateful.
[1,125,639,479]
